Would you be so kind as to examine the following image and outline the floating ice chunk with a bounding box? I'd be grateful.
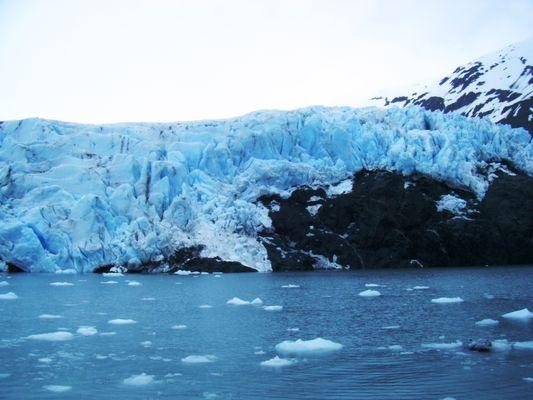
[102,272,123,277]
[502,308,533,321]
[251,298,263,305]
[141,297,155,301]
[484,293,495,299]
[174,270,192,276]
[254,350,266,355]
[123,373,154,386]
[214,275,221,278]
[171,324,187,330]
[0,373,10,379]
[141,341,152,347]
[43,385,72,393]
[260,356,297,367]
[0,281,9,287]
[388,345,403,351]
[524,377,533,382]
[275,338,343,355]
[77,326,97,336]
[281,284,300,288]
[101,281,118,285]
[27,332,74,341]
[199,305,212,309]
[0,292,18,300]
[108,319,136,325]
[412,286,430,290]
[38,357,53,363]
[226,297,250,305]
[492,339,512,351]
[513,341,533,350]
[365,283,382,288]
[382,325,400,330]
[49,282,74,286]
[181,355,217,364]
[287,328,300,332]
[475,318,499,327]
[421,340,462,350]
[431,297,464,304]
[359,289,381,297]
[263,305,283,312]
[127,281,141,286]
[100,332,116,336]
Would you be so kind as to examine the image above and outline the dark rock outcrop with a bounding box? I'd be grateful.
[258,168,533,272]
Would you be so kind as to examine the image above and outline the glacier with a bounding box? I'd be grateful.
[0,106,531,272]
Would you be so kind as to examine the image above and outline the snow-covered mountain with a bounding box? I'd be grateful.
[0,107,531,273]
[371,38,533,133]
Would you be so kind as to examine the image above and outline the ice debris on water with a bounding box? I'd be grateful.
[275,338,343,355]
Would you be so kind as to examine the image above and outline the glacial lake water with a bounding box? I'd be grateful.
[0,267,532,400]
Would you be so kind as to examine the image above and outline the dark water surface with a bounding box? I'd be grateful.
[0,267,532,399]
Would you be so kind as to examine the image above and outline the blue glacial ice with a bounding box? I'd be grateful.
[0,106,531,272]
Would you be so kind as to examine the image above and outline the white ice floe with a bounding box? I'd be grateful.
[38,357,53,363]
[181,355,217,364]
[171,324,187,330]
[475,318,499,327]
[431,297,464,304]
[77,326,98,336]
[263,305,283,312]
[502,308,533,321]
[49,282,74,286]
[513,341,533,350]
[359,289,381,297]
[141,297,155,301]
[421,340,463,350]
[174,270,193,276]
[260,356,297,368]
[108,319,136,325]
[100,332,116,336]
[43,385,72,393]
[102,272,123,277]
[0,281,8,287]
[123,373,154,386]
[281,284,300,288]
[127,281,141,286]
[287,328,300,332]
[275,338,343,355]
[365,283,382,288]
[254,350,266,355]
[251,298,263,305]
[27,332,74,341]
[199,305,212,309]
[141,341,152,347]
[0,292,18,300]
[388,345,403,351]
[101,281,118,285]
[412,286,430,290]
[382,325,400,330]
[226,297,250,305]
[492,339,512,351]
[524,377,533,382]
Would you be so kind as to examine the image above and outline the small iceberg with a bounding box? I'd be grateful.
[431,297,464,304]
[275,338,343,355]
[226,297,250,305]
[27,332,74,341]
[260,356,297,368]
[171,324,187,330]
[359,289,381,297]
[199,304,213,309]
[102,272,123,277]
[49,282,74,286]
[0,292,18,300]
[412,286,430,290]
[77,326,98,336]
[174,270,192,276]
[251,298,263,305]
[181,355,217,364]
[127,281,141,286]
[0,281,9,287]
[388,345,403,351]
[43,385,72,393]
[123,373,154,386]
[281,284,300,288]
[513,341,533,350]
[101,281,118,285]
[502,308,533,321]
[365,283,382,288]
[263,305,283,312]
[475,318,499,327]
[108,319,136,325]
[492,339,512,352]
[421,340,462,350]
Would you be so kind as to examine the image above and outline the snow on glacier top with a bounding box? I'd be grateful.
[0,106,531,272]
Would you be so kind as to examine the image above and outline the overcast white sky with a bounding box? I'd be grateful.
[0,0,532,123]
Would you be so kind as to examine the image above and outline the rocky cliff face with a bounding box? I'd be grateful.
[258,168,533,271]
[372,38,533,133]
